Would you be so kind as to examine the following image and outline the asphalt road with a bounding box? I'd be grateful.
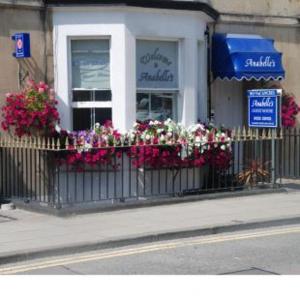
[2,224,300,275]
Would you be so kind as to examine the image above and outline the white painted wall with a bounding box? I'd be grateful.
[52,7,209,131]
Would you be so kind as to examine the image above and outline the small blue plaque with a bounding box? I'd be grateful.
[12,33,31,58]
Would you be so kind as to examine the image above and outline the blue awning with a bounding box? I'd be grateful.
[212,33,285,81]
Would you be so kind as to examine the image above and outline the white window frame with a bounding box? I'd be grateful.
[68,36,112,130]
[136,38,181,122]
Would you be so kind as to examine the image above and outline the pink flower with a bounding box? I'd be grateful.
[1,80,59,137]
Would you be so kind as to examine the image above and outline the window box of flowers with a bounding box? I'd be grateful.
[51,119,232,203]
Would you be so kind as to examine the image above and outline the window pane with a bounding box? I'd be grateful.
[136,40,178,89]
[136,93,150,121]
[73,90,92,102]
[73,108,112,131]
[73,108,91,131]
[95,108,112,125]
[95,90,112,101]
[71,39,110,89]
[151,93,174,121]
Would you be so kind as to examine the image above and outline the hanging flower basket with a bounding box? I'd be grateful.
[1,80,60,137]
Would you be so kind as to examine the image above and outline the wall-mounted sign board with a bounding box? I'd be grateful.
[248,89,282,128]
[11,33,31,58]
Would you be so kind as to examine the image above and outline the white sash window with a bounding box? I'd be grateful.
[71,39,111,130]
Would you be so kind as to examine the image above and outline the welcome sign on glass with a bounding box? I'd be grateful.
[136,40,178,89]
[248,89,281,128]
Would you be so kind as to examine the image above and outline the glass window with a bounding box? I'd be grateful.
[136,92,176,122]
[71,39,111,130]
[151,93,174,121]
[71,40,110,90]
[73,108,91,131]
[136,40,178,122]
[136,40,178,89]
[73,108,112,131]
[136,93,150,121]
[94,108,112,125]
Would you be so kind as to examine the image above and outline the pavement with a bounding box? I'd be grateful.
[0,182,300,265]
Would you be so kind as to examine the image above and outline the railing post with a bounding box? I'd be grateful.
[271,129,276,187]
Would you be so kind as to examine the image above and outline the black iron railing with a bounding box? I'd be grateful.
[0,129,283,209]
[281,128,300,178]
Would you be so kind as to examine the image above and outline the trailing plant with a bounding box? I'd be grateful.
[264,82,299,128]
[1,80,60,137]
[57,119,233,170]
[281,93,299,128]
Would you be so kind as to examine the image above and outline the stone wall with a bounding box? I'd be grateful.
[0,0,43,7]
[209,0,300,16]
[0,0,53,107]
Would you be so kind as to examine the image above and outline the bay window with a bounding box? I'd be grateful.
[136,40,179,122]
[71,39,111,130]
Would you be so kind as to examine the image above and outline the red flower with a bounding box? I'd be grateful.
[1,80,60,137]
[281,94,299,128]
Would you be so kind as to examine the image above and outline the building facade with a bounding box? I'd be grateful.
[51,2,218,131]
[0,0,299,130]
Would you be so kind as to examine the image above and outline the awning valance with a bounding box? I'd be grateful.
[212,33,285,81]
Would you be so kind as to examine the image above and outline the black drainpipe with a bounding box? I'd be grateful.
[205,26,211,122]
[206,23,216,123]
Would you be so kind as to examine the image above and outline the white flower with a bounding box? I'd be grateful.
[195,136,202,143]
[145,134,151,140]
[55,124,61,133]
[221,145,226,151]
[202,136,208,143]
[167,132,173,138]
[188,125,196,133]
[149,121,154,126]
[198,124,205,131]
[160,135,166,142]
[83,143,92,151]
[94,122,100,129]
[118,129,126,136]
[188,123,205,133]
[154,120,160,125]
